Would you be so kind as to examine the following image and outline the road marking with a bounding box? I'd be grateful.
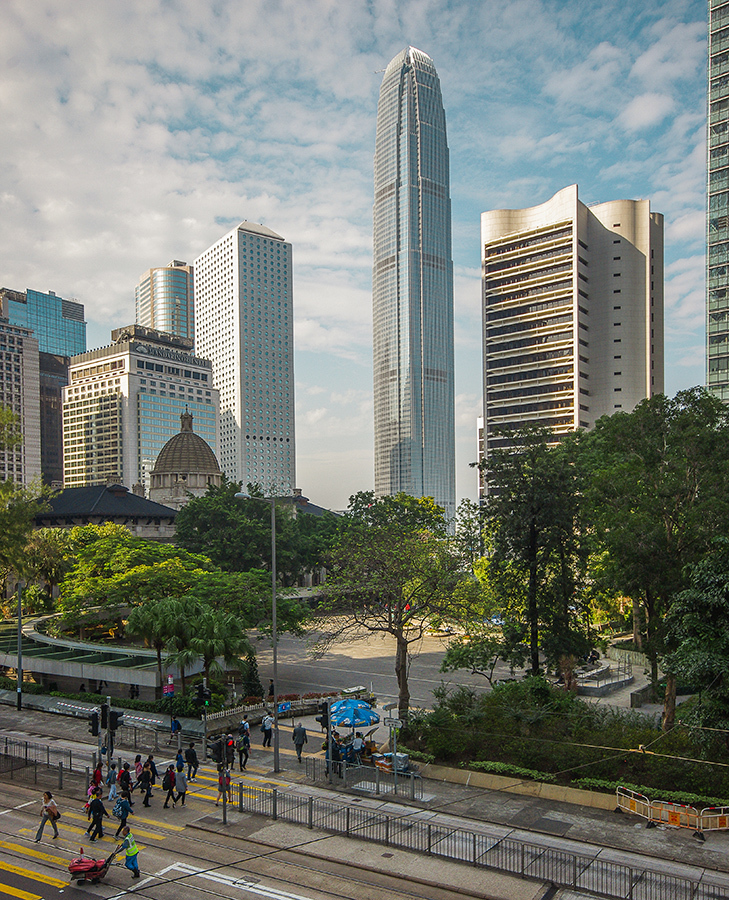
[0,803,36,817]
[52,811,177,840]
[0,860,66,887]
[156,862,315,900]
[0,883,41,900]
[0,840,66,867]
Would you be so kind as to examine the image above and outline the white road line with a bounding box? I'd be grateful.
[0,801,36,815]
[164,862,316,900]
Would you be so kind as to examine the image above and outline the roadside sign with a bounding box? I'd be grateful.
[384,717,403,728]
[383,701,398,711]
[278,701,291,714]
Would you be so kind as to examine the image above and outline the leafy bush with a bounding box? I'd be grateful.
[465,760,556,783]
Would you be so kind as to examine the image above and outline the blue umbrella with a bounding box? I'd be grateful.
[330,698,372,713]
[330,705,380,728]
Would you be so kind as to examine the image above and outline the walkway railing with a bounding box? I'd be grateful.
[305,756,423,800]
[237,785,721,900]
[0,735,93,790]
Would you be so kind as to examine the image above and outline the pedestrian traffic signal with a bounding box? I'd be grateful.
[109,710,123,731]
[100,703,109,729]
[88,711,99,736]
[203,687,212,706]
[315,702,328,732]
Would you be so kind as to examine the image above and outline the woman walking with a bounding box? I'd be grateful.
[35,792,59,842]
[114,791,133,838]
[139,762,153,807]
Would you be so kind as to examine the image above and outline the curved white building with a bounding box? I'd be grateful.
[480,184,663,467]
[372,47,455,521]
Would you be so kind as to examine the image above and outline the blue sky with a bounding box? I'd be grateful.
[0,0,707,510]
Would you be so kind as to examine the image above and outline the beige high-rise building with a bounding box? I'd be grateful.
[479,184,663,471]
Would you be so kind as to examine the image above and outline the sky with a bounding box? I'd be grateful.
[0,0,707,511]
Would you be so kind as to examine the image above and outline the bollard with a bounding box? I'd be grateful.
[58,762,63,790]
[69,750,73,773]
[375,765,380,795]
[342,761,347,788]
[222,769,228,825]
[272,788,278,821]
[93,751,97,770]
[85,766,90,791]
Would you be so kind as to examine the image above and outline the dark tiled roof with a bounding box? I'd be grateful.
[37,484,177,520]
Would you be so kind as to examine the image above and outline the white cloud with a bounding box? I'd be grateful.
[619,92,675,131]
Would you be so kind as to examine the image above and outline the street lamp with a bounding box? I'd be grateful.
[16,580,24,711]
[235,491,280,773]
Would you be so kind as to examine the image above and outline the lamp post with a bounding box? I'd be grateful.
[235,491,279,773]
[16,580,24,711]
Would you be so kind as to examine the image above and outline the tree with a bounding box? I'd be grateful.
[127,598,184,688]
[582,388,729,727]
[318,492,468,719]
[480,428,589,676]
[24,528,73,607]
[189,607,251,682]
[663,539,729,736]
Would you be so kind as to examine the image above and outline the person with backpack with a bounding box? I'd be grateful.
[146,755,159,792]
[119,762,132,794]
[185,742,199,780]
[132,754,143,789]
[174,769,187,806]
[162,765,176,808]
[175,748,184,772]
[113,791,133,838]
[106,763,118,802]
[215,769,232,805]
[86,790,109,841]
[261,712,273,748]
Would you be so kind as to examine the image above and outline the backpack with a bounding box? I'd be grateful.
[162,772,172,791]
[112,798,125,819]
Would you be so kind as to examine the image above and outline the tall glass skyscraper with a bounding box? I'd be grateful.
[135,261,194,342]
[708,0,729,397]
[372,47,455,521]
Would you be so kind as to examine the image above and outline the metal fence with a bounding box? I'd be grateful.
[305,756,423,801]
[237,785,724,900]
[0,735,95,791]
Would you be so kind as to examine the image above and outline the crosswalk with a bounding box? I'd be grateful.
[0,763,247,899]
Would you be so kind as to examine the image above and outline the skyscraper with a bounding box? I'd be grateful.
[708,0,729,397]
[135,261,194,342]
[480,184,663,470]
[372,47,455,521]
[194,222,296,494]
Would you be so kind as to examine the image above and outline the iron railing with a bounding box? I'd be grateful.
[305,756,423,800]
[236,785,725,900]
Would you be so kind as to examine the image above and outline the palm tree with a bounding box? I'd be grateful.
[126,598,181,690]
[189,607,250,683]
[165,598,201,696]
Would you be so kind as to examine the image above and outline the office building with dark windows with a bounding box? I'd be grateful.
[135,260,195,343]
[372,47,455,520]
[194,221,296,495]
[480,184,663,472]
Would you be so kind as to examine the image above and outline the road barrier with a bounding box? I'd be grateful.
[616,786,729,836]
[238,784,723,900]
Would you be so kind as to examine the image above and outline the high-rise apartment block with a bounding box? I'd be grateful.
[708,0,729,397]
[0,316,41,485]
[372,47,456,520]
[194,222,296,495]
[63,325,219,491]
[480,184,663,466]
[135,261,194,342]
[1,287,86,485]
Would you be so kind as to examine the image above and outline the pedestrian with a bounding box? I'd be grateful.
[352,731,365,765]
[119,762,132,795]
[113,791,133,838]
[139,762,153,807]
[174,769,187,806]
[169,715,181,745]
[79,683,86,693]
[292,722,308,762]
[185,742,199,780]
[106,763,118,801]
[119,825,140,879]
[162,765,176,808]
[35,791,59,842]
[215,769,232,805]
[132,754,143,788]
[86,790,109,841]
[239,715,250,738]
[225,733,235,768]
[237,731,250,770]
[175,748,184,772]
[261,712,273,748]
[146,754,158,791]
[267,679,275,701]
[91,762,103,791]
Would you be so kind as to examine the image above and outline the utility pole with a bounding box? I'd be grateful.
[16,581,24,711]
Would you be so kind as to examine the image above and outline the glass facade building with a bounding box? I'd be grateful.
[708,0,729,397]
[372,47,455,521]
[194,222,296,495]
[1,287,85,356]
[135,261,194,342]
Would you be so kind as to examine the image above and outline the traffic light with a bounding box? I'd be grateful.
[196,683,205,704]
[100,703,109,730]
[315,702,328,732]
[212,738,223,764]
[109,710,123,731]
[88,711,99,736]
[203,687,212,706]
